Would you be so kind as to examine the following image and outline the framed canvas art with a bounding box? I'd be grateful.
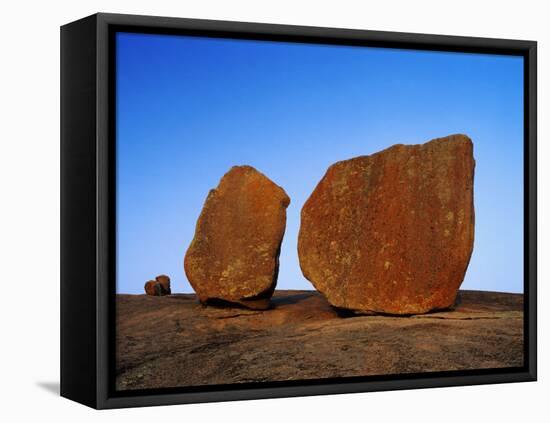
[60,13,537,409]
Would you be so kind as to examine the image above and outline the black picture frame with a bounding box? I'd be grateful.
[60,12,537,409]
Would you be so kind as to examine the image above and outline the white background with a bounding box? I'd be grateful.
[1,0,547,421]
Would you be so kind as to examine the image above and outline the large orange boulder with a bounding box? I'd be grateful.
[184,166,290,309]
[298,134,475,314]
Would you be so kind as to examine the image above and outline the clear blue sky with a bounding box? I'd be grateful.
[116,32,524,294]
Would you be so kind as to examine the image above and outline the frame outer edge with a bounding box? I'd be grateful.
[96,12,111,409]
[528,42,537,380]
[73,12,538,409]
[60,14,99,409]
[95,12,536,50]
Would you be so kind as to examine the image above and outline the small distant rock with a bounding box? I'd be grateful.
[144,275,171,296]
[184,165,290,309]
[298,134,475,314]
[155,275,171,295]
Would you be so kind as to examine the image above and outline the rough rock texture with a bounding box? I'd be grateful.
[184,166,290,309]
[298,134,475,314]
[115,290,523,390]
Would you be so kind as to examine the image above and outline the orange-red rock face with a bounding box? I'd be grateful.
[184,166,290,309]
[298,134,475,314]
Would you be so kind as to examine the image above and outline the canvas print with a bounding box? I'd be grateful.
[114,32,524,391]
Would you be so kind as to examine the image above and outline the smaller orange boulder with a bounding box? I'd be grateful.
[184,165,290,309]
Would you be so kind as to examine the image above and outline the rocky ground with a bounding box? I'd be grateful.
[116,290,523,391]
